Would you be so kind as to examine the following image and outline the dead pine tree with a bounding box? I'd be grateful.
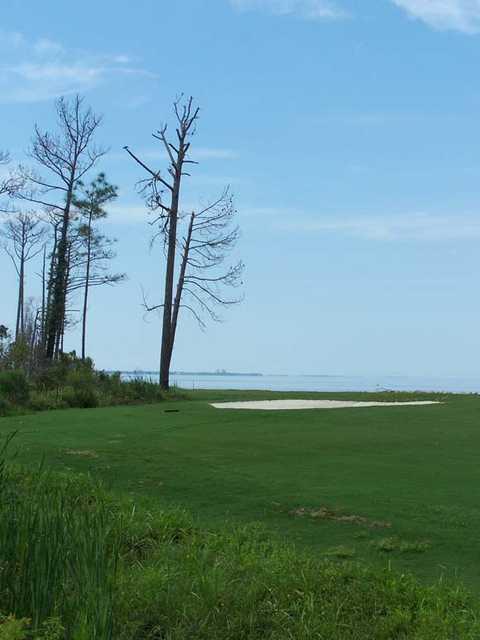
[1,211,46,340]
[17,95,105,361]
[125,97,244,389]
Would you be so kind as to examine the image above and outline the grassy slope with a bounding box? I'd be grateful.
[2,389,480,589]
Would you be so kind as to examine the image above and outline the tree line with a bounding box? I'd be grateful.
[1,95,243,389]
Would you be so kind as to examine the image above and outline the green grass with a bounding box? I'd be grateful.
[2,457,480,639]
[2,389,480,590]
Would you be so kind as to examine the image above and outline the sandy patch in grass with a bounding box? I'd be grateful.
[289,506,392,528]
[210,399,440,411]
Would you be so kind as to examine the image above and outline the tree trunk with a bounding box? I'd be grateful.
[45,184,74,360]
[159,183,180,390]
[15,248,25,341]
[41,246,46,348]
[169,212,194,360]
[81,211,93,360]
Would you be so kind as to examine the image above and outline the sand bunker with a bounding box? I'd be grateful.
[211,399,440,411]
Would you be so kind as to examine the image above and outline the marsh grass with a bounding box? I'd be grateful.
[0,436,119,638]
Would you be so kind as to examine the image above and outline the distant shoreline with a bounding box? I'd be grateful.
[115,371,264,378]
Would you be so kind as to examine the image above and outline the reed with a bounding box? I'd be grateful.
[0,436,118,638]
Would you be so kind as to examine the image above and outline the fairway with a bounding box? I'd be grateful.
[2,390,480,590]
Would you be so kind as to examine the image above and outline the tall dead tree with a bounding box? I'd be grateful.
[126,97,243,389]
[17,96,105,361]
[1,212,46,340]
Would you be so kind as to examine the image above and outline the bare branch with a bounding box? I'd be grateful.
[123,146,173,192]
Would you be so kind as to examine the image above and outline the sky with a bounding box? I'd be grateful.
[1,0,480,377]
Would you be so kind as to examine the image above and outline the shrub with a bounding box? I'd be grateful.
[34,353,96,393]
[0,371,30,406]
[28,392,65,413]
[0,396,12,417]
[123,377,165,403]
[63,387,99,409]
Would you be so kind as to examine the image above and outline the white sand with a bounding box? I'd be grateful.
[211,399,441,411]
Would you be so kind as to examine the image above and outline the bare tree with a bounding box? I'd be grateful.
[17,95,105,360]
[0,151,23,210]
[1,212,46,340]
[173,190,243,337]
[0,151,10,199]
[126,97,243,389]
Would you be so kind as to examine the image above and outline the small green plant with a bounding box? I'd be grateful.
[0,615,64,640]
[0,614,29,640]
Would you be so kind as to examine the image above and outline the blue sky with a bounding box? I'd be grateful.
[2,0,480,376]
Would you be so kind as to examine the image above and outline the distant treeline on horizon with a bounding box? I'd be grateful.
[115,370,264,378]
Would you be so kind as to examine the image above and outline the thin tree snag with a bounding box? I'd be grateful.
[1,212,46,341]
[126,96,200,389]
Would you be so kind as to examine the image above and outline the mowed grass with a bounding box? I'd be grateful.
[2,389,480,590]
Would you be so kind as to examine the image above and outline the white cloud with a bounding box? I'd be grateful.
[0,30,153,103]
[276,211,480,241]
[230,0,347,20]
[392,0,480,33]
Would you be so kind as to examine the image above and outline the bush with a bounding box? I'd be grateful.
[33,353,96,393]
[28,392,66,413]
[122,377,165,403]
[63,387,99,409]
[0,396,12,417]
[0,371,30,406]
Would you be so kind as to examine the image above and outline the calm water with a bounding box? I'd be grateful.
[119,372,480,394]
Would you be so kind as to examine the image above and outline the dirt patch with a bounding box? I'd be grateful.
[289,506,392,529]
[65,449,99,459]
[371,536,431,553]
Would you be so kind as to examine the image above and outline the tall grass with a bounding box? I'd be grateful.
[0,435,119,638]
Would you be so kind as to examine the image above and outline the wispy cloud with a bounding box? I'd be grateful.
[275,211,480,241]
[229,0,348,20]
[108,200,207,225]
[110,147,238,162]
[108,204,149,224]
[0,30,155,103]
[195,148,239,160]
[392,0,480,33]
